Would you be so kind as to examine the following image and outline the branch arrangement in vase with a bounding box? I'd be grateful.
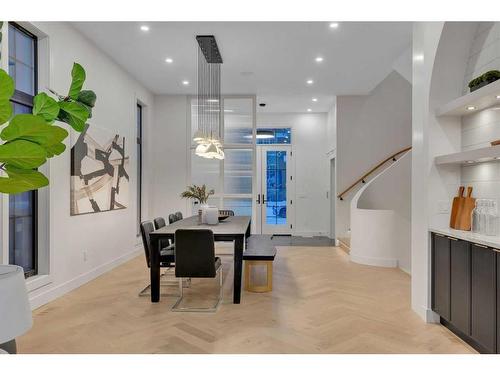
[180,184,215,204]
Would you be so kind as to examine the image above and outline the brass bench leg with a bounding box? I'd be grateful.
[244,260,273,293]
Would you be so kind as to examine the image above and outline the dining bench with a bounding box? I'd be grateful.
[243,247,277,293]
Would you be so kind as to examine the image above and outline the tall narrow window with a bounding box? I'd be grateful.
[8,23,38,277]
[136,103,143,232]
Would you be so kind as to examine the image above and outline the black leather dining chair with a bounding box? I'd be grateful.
[172,229,223,312]
[139,221,176,296]
[168,213,178,224]
[175,211,183,221]
[153,217,171,248]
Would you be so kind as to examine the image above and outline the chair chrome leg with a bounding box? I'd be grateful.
[138,272,181,297]
[171,266,223,312]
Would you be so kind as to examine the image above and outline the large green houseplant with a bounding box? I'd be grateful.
[0,22,96,194]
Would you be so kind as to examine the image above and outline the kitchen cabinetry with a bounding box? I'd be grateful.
[431,232,497,353]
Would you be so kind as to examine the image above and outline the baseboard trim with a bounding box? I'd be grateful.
[350,253,398,268]
[29,247,142,310]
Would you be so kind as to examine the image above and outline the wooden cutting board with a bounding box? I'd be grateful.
[450,186,465,229]
[455,186,476,231]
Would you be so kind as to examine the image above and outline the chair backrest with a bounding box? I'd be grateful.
[168,213,177,224]
[140,221,155,267]
[219,209,235,217]
[175,229,216,278]
[153,217,166,230]
[175,211,183,221]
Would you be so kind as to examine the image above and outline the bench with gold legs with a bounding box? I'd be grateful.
[243,247,277,293]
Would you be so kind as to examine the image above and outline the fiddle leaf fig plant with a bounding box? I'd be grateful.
[0,53,97,193]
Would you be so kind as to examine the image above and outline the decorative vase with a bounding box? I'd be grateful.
[205,206,219,225]
[200,203,209,224]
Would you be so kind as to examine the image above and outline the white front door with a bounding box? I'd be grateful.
[256,145,292,235]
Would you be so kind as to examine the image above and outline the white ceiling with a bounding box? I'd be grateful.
[72,22,412,113]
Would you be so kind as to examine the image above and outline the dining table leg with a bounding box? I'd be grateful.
[233,234,244,304]
[150,236,161,302]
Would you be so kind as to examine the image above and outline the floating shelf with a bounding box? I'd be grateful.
[435,79,500,117]
[435,145,500,166]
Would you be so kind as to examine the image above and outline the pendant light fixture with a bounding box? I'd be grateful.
[194,35,224,160]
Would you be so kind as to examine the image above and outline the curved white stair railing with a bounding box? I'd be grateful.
[349,150,411,271]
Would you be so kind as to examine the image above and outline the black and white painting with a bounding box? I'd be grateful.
[70,124,129,215]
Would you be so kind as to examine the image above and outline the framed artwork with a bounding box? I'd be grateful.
[70,124,129,215]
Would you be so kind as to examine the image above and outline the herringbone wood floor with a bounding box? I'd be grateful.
[18,246,476,353]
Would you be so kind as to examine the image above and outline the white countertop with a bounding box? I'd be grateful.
[430,227,500,249]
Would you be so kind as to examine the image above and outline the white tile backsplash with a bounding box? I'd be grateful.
[457,23,500,206]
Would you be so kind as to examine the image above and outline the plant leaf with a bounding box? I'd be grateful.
[58,101,89,132]
[0,165,49,194]
[0,99,13,125]
[33,92,60,123]
[0,69,14,102]
[45,142,66,158]
[77,90,96,108]
[68,63,86,100]
[1,114,68,147]
[0,140,47,169]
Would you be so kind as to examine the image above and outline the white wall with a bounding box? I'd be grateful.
[0,22,155,309]
[463,22,500,94]
[256,113,330,236]
[326,101,337,156]
[336,71,412,241]
[148,95,190,220]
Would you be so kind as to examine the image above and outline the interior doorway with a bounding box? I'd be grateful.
[330,158,336,240]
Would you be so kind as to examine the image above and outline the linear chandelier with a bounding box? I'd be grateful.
[194,35,224,160]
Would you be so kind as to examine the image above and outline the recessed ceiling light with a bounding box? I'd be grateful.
[165,58,173,63]
[466,106,476,111]
[307,108,312,112]
[315,56,324,63]
[329,22,339,29]
[496,95,500,99]
[140,25,150,32]
[312,98,318,102]
[182,80,189,86]
[306,79,314,85]
[467,160,475,164]
[413,54,424,62]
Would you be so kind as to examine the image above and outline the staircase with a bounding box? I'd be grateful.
[338,147,412,272]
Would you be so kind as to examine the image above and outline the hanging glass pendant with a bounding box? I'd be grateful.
[194,35,224,159]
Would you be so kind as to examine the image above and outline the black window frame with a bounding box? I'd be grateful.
[8,22,39,278]
[136,103,143,234]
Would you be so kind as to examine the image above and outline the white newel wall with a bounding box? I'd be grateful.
[0,22,155,309]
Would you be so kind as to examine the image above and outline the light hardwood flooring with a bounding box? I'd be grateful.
[18,246,476,354]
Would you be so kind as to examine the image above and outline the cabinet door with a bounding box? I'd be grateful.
[471,244,497,353]
[450,238,471,334]
[432,233,450,320]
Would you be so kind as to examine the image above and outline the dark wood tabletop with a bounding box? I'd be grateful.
[149,215,251,304]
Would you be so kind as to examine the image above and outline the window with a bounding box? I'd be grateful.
[8,23,38,278]
[189,96,256,216]
[136,103,143,233]
[256,128,291,145]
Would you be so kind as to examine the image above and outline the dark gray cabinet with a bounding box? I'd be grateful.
[471,243,496,354]
[431,232,498,353]
[432,234,450,320]
[449,238,471,335]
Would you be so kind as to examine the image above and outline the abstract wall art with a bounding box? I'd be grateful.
[70,124,129,215]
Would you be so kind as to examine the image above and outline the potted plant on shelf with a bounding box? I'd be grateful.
[468,70,500,92]
[181,184,215,223]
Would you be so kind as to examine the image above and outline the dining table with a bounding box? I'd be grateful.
[149,215,251,304]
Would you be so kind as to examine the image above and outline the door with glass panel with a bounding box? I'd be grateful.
[257,145,292,235]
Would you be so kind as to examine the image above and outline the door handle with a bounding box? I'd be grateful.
[262,194,266,203]
[256,194,261,204]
